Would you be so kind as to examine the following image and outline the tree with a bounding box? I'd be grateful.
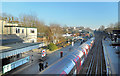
[99,25,105,31]
[79,26,84,30]
[47,43,58,51]
[19,13,39,27]
[85,27,92,32]
[105,22,120,33]
[1,13,65,44]
[49,23,64,43]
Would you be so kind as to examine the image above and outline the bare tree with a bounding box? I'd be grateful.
[19,13,39,27]
[85,27,92,32]
[99,25,105,31]
[79,26,84,30]
[105,22,120,33]
[49,23,64,43]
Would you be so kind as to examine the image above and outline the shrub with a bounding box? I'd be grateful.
[47,43,58,51]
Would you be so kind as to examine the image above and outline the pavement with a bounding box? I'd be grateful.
[5,40,81,75]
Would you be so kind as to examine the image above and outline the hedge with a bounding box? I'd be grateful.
[47,43,58,51]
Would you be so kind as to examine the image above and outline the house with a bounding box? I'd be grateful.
[0,20,37,43]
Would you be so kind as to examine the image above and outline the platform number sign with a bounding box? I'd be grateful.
[3,64,11,74]
[42,49,46,57]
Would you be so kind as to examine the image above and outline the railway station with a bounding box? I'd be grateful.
[0,34,45,75]
[38,31,120,75]
[1,1,119,76]
[1,31,119,76]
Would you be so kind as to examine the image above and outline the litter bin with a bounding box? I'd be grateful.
[60,51,63,58]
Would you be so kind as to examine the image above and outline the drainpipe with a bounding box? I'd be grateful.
[1,20,3,46]
[26,27,27,37]
[10,27,11,34]
[26,27,27,42]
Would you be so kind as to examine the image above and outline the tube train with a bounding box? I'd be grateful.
[39,37,95,75]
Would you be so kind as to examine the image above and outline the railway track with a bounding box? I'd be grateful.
[79,32,106,75]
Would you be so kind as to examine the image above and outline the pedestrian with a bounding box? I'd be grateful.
[60,51,63,58]
[45,62,48,68]
[39,59,44,72]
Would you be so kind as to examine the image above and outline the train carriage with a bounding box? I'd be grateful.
[39,37,95,75]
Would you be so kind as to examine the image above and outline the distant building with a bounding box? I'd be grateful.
[62,33,72,37]
[0,20,37,43]
[73,27,76,30]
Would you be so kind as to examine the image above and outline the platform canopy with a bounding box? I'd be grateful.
[0,42,44,59]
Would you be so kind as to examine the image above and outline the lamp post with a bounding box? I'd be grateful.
[72,39,74,46]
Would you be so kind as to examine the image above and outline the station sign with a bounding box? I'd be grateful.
[2,56,30,74]
[41,49,46,57]
[3,64,11,74]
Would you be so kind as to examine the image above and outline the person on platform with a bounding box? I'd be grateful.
[45,62,48,68]
[60,51,63,58]
[39,59,44,72]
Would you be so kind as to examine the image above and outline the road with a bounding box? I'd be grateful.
[4,40,81,75]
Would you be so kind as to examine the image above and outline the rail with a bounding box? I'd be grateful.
[86,33,105,75]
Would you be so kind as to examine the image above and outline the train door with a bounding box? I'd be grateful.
[73,69,77,75]
[84,48,88,55]
[77,57,81,73]
[82,48,87,57]
[87,45,90,53]
[90,43,92,47]
[80,55,84,66]
[82,50,85,59]
[73,56,81,74]
[69,66,77,76]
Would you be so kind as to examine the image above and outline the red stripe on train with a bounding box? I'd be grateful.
[60,71,67,76]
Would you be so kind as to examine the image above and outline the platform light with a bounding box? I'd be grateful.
[114,34,117,36]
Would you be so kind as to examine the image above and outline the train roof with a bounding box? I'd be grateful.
[40,52,76,74]
[40,48,84,74]
[39,37,94,74]
[80,37,95,49]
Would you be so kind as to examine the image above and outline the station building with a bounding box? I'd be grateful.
[0,20,44,75]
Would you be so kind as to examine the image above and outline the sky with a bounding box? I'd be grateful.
[1,2,118,30]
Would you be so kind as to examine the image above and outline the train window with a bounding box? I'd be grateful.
[77,59,81,68]
[73,69,77,75]
[81,56,84,60]
[77,59,79,64]
[86,49,88,52]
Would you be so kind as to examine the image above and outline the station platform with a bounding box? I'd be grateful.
[0,34,44,75]
[102,38,120,75]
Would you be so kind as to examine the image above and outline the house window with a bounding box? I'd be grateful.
[16,28,18,33]
[18,29,20,33]
[16,28,20,33]
[31,30,34,33]
[22,29,24,33]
